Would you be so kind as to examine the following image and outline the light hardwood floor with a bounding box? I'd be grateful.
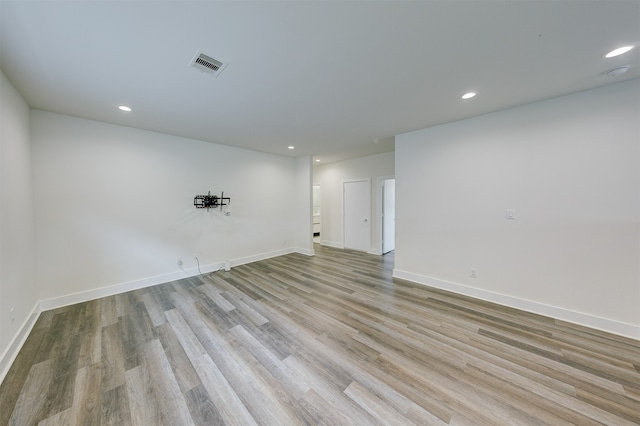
[1,245,639,425]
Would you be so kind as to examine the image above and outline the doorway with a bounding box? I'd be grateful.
[313,185,321,243]
[343,179,371,252]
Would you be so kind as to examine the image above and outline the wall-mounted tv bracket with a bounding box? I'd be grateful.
[194,191,230,211]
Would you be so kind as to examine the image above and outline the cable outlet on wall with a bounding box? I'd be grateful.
[224,260,231,271]
[470,268,478,278]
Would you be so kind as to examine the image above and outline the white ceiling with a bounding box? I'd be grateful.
[1,1,638,164]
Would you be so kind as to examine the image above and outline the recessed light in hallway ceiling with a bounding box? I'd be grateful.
[606,65,630,77]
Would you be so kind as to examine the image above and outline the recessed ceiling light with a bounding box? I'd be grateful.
[461,92,477,100]
[118,105,132,112]
[606,65,630,77]
[288,146,295,150]
[315,159,321,162]
[605,46,634,58]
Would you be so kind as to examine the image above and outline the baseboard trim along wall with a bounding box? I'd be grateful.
[393,269,640,341]
[320,240,344,249]
[0,304,41,385]
[6,254,636,385]
[295,247,315,257]
[1,247,300,385]
[40,248,297,312]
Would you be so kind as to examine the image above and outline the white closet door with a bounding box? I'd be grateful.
[343,180,370,252]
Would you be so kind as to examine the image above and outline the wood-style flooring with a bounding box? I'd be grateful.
[1,244,639,425]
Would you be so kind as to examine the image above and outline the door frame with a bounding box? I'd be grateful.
[375,175,395,255]
[312,184,321,240]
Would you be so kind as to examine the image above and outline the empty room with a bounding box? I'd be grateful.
[0,1,639,425]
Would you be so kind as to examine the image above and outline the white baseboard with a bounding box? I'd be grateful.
[0,303,40,385]
[39,248,296,312]
[0,247,301,385]
[0,246,297,386]
[393,269,640,341]
[318,240,377,255]
[295,247,315,256]
[230,248,296,267]
[321,240,344,249]
[38,267,206,312]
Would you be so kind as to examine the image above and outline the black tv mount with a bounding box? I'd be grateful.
[194,191,230,211]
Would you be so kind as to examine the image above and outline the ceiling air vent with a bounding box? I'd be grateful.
[189,51,228,77]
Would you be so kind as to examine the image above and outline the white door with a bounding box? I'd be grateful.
[382,179,396,254]
[344,180,370,252]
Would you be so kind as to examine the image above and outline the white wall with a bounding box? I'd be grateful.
[295,156,314,256]
[0,70,37,378]
[313,151,394,253]
[395,80,640,338]
[32,111,302,304]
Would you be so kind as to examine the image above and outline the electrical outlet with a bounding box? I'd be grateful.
[10,307,15,323]
[470,268,478,278]
[176,256,182,266]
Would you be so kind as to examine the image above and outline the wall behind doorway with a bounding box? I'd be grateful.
[313,151,394,254]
